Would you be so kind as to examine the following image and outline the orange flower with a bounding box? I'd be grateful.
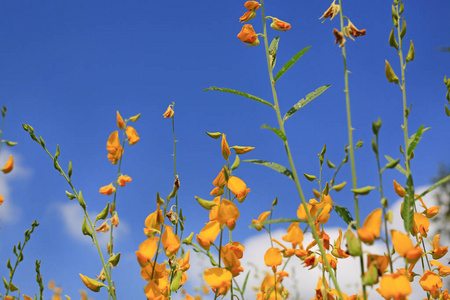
[196,220,221,251]
[96,221,110,233]
[331,229,349,259]
[163,105,174,118]
[221,134,231,160]
[333,29,346,47]
[1,155,13,174]
[99,183,116,195]
[239,10,256,23]
[376,273,412,300]
[0,194,3,205]
[282,222,304,249]
[203,268,232,297]
[221,244,244,276]
[391,230,423,263]
[118,175,132,187]
[299,195,333,224]
[430,234,448,259]
[227,176,250,202]
[252,211,271,231]
[144,204,164,237]
[343,21,366,40]
[116,111,125,129]
[125,126,140,145]
[106,131,123,164]
[237,24,260,46]
[264,247,282,272]
[178,250,191,272]
[162,225,181,257]
[419,271,443,298]
[357,208,382,244]
[111,212,119,227]
[244,1,260,10]
[217,199,240,230]
[430,260,450,277]
[418,196,439,218]
[411,212,429,237]
[393,180,406,197]
[320,0,340,22]
[270,18,291,31]
[318,254,337,271]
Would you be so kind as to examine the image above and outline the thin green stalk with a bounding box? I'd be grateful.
[0,111,5,155]
[260,1,344,299]
[172,114,180,235]
[338,2,366,298]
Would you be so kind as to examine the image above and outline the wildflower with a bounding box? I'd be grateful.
[298,195,333,224]
[118,175,132,186]
[391,230,423,263]
[303,253,318,269]
[244,1,260,10]
[1,155,13,174]
[79,274,104,292]
[282,222,304,249]
[111,212,119,227]
[430,234,448,259]
[393,180,406,197]
[331,229,349,259]
[333,29,346,47]
[318,254,337,271]
[178,250,191,272]
[411,212,429,237]
[144,204,164,237]
[418,196,439,218]
[270,18,291,31]
[237,24,260,46]
[217,199,240,230]
[196,220,221,251]
[231,145,255,154]
[319,0,340,22]
[343,21,366,40]
[221,134,231,160]
[163,105,174,118]
[221,244,244,276]
[99,183,116,195]
[96,221,110,233]
[162,225,181,257]
[227,176,250,202]
[419,271,443,299]
[430,260,450,277]
[106,131,123,164]
[0,194,3,205]
[144,280,165,299]
[367,254,389,275]
[125,126,140,145]
[264,247,282,272]
[252,211,271,231]
[376,273,412,300]
[357,208,382,244]
[239,10,256,23]
[203,268,232,297]
[116,111,125,129]
[136,237,159,267]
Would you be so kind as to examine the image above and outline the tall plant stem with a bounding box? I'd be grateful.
[260,1,344,299]
[338,1,366,298]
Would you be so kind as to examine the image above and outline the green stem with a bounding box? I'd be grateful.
[260,1,344,299]
[0,112,5,155]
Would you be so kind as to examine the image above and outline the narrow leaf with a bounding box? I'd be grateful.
[261,124,286,141]
[204,87,273,108]
[243,159,294,180]
[241,271,251,294]
[283,85,331,121]
[268,36,279,70]
[385,155,407,176]
[274,46,311,82]
[407,125,429,156]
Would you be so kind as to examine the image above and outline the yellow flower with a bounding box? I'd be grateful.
[419,271,443,299]
[118,175,132,187]
[116,111,125,129]
[357,208,382,244]
[237,24,260,47]
[161,225,180,257]
[0,194,3,205]
[264,247,282,272]
[106,131,123,164]
[227,176,250,202]
[1,155,14,174]
[196,220,221,251]
[79,273,104,292]
[178,250,191,272]
[99,183,116,195]
[136,237,159,267]
[298,195,333,224]
[430,234,448,259]
[125,126,140,145]
[23,295,34,300]
[393,179,406,197]
[411,212,429,237]
[220,244,244,276]
[163,105,174,118]
[317,253,337,271]
[252,211,271,231]
[281,222,304,249]
[430,260,450,277]
[391,230,423,263]
[217,199,240,230]
[111,212,119,227]
[144,204,164,237]
[221,134,231,160]
[203,268,232,297]
[270,18,291,31]
[376,273,412,300]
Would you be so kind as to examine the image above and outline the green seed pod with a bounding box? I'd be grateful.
[170,270,183,292]
[108,252,121,267]
[385,60,399,84]
[332,181,347,192]
[231,155,240,171]
[205,131,222,139]
[195,196,219,210]
[389,28,398,50]
[372,118,382,135]
[182,232,194,245]
[406,40,415,63]
[400,18,407,39]
[392,5,398,26]
[95,203,110,223]
[351,186,376,195]
[345,229,362,256]
[362,264,379,286]
[81,216,93,239]
[129,113,141,122]
[303,173,317,182]
[326,158,336,169]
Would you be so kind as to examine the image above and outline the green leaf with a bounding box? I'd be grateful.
[355,140,363,149]
[274,46,311,82]
[261,124,286,141]
[241,271,251,294]
[243,159,294,180]
[268,36,279,70]
[231,154,240,171]
[95,203,110,223]
[334,204,353,225]
[326,158,336,169]
[385,155,407,176]
[402,175,415,232]
[400,18,406,39]
[283,85,331,122]
[81,216,93,239]
[351,186,377,195]
[204,87,273,108]
[407,125,429,156]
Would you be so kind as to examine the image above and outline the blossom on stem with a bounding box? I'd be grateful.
[419,271,443,299]
[227,176,250,202]
[221,134,231,160]
[319,0,340,22]
[96,221,110,233]
[1,155,13,174]
[116,111,125,129]
[252,211,271,231]
[217,199,240,230]
[430,234,448,259]
[125,126,140,145]
[203,268,232,297]
[376,273,412,300]
[357,208,382,244]
[393,179,406,197]
[161,225,181,257]
[244,1,260,10]
[430,260,450,277]
[270,18,291,31]
[163,105,174,118]
[264,247,282,272]
[391,230,423,263]
[237,24,260,47]
[118,175,132,187]
[99,183,116,195]
[343,20,366,40]
[196,220,221,251]
[106,131,123,165]
[136,237,159,267]
[282,222,304,249]
[239,10,256,23]
[333,29,346,47]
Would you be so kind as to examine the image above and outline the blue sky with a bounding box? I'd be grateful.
[0,1,449,299]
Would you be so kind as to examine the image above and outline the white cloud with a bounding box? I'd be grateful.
[54,202,130,246]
